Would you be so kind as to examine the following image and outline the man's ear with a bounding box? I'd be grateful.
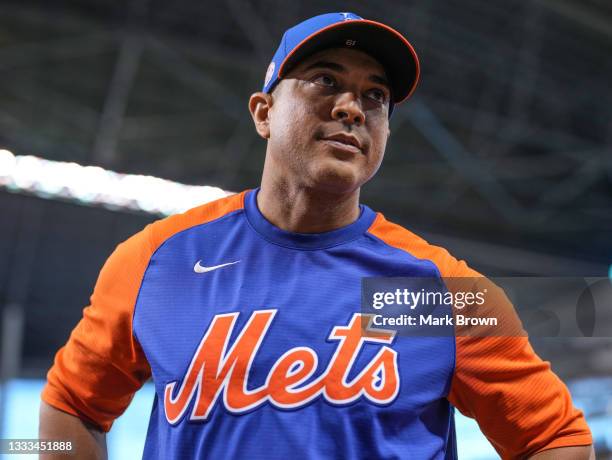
[248,92,273,139]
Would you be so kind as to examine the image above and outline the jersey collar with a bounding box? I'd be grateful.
[244,188,376,250]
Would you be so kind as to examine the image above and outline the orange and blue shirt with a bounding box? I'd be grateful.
[42,188,592,459]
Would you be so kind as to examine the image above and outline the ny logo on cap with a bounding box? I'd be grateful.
[340,12,354,21]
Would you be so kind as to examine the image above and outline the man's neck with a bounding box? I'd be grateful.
[256,181,361,234]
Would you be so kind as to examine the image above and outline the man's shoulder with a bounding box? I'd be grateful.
[117,191,247,261]
[147,190,246,250]
[367,211,479,277]
[367,211,429,247]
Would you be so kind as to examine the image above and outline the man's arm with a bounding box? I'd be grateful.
[529,445,595,459]
[40,223,158,451]
[39,401,107,459]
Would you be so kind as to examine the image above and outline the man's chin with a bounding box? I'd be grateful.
[306,161,365,195]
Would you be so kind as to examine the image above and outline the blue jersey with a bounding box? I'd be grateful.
[43,189,592,459]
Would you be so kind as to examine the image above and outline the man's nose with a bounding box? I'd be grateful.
[331,93,365,126]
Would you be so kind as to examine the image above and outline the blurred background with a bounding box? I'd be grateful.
[0,0,611,458]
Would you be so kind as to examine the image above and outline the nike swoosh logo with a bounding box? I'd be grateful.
[194,260,241,274]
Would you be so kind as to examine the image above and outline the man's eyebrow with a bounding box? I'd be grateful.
[369,74,389,88]
[303,60,345,73]
[302,60,390,88]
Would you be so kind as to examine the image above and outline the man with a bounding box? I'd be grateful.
[40,12,594,459]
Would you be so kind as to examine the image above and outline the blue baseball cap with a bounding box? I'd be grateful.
[262,12,420,114]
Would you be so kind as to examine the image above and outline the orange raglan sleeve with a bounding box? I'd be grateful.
[445,260,592,458]
[41,224,154,432]
[367,213,592,459]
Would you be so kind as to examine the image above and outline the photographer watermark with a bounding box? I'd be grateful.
[361,277,612,337]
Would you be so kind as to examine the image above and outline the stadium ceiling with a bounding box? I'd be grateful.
[0,0,611,270]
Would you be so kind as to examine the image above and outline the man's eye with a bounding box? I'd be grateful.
[366,88,387,104]
[313,74,336,87]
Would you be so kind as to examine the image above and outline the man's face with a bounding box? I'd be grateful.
[262,47,391,195]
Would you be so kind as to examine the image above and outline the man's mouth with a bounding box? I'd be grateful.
[320,133,363,154]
